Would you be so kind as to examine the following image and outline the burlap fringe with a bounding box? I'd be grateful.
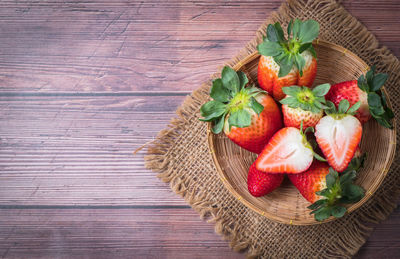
[145,0,400,258]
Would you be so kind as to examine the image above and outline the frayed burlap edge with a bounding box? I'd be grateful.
[145,0,400,258]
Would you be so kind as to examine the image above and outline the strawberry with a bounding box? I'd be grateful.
[200,66,282,154]
[288,161,330,203]
[257,19,319,100]
[289,158,365,222]
[326,66,394,128]
[280,83,331,129]
[255,123,325,174]
[315,100,363,172]
[247,161,284,197]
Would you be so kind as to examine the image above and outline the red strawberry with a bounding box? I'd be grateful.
[280,84,331,129]
[288,161,329,203]
[326,80,369,122]
[291,159,365,221]
[257,19,319,100]
[315,100,362,172]
[200,66,282,154]
[326,66,393,128]
[247,162,284,197]
[255,125,323,174]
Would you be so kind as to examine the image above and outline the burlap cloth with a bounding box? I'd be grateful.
[145,0,400,257]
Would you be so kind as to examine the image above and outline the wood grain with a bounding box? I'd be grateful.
[0,0,398,93]
[0,0,399,258]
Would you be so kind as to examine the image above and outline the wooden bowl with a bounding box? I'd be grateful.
[208,40,396,225]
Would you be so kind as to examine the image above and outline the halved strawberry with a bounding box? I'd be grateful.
[200,66,282,154]
[257,19,319,100]
[290,159,365,221]
[255,124,324,174]
[326,66,394,128]
[280,83,331,129]
[315,100,362,172]
[247,161,284,197]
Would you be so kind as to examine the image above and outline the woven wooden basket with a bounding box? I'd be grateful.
[208,40,396,225]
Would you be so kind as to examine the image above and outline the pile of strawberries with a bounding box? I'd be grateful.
[200,19,393,221]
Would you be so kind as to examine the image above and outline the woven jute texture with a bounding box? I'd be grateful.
[145,0,400,258]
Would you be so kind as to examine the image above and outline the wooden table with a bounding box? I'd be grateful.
[0,0,398,258]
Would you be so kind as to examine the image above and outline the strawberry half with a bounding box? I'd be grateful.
[290,157,365,221]
[315,100,362,172]
[257,19,319,100]
[280,83,331,129]
[200,66,282,154]
[247,161,284,197]
[255,123,325,174]
[326,66,394,128]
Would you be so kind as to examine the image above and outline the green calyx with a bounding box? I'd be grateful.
[308,155,366,222]
[199,66,266,134]
[358,66,394,129]
[324,99,361,120]
[280,83,331,113]
[257,19,320,77]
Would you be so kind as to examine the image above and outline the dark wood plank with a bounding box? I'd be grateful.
[0,208,243,259]
[0,0,399,93]
[0,0,282,93]
[0,95,188,206]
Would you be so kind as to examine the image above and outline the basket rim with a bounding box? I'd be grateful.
[208,39,397,225]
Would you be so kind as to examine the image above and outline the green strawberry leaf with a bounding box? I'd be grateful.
[357,74,369,92]
[314,207,332,221]
[338,99,350,114]
[368,92,385,115]
[257,41,283,57]
[280,96,297,107]
[267,24,279,42]
[329,167,339,179]
[375,114,393,129]
[343,153,366,174]
[277,58,293,77]
[221,66,240,94]
[312,83,331,97]
[294,54,306,76]
[287,20,293,38]
[250,97,264,115]
[274,22,285,43]
[228,109,251,128]
[299,43,312,53]
[210,78,230,103]
[299,20,320,43]
[340,170,357,185]
[326,172,336,188]
[313,152,327,162]
[199,101,226,121]
[324,101,337,114]
[316,188,330,197]
[331,205,347,218]
[308,45,317,58]
[371,73,388,92]
[365,65,375,86]
[282,86,301,96]
[342,184,364,203]
[347,101,361,115]
[292,19,301,39]
[307,199,327,210]
[237,71,249,91]
[211,112,226,134]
